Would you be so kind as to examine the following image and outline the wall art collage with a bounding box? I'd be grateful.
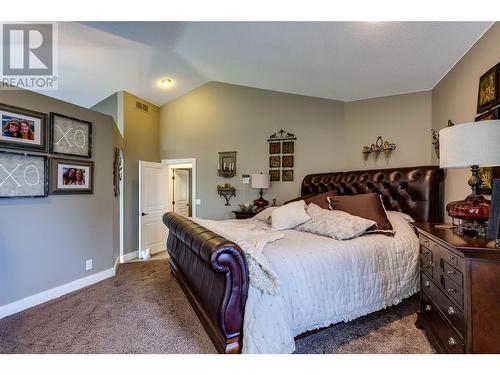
[0,103,94,198]
[267,129,296,182]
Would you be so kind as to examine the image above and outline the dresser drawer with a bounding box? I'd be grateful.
[421,274,465,337]
[419,234,432,250]
[421,293,465,354]
[442,275,463,308]
[442,261,463,289]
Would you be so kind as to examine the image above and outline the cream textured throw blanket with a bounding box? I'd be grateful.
[193,218,284,295]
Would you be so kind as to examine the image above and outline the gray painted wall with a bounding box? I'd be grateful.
[92,91,160,257]
[122,92,160,255]
[159,82,434,220]
[0,89,118,306]
[160,82,346,219]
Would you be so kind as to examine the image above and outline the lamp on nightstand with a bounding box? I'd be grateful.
[252,173,271,211]
[439,120,500,234]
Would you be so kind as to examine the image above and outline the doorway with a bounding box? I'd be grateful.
[137,158,196,260]
[172,168,192,217]
[162,158,197,218]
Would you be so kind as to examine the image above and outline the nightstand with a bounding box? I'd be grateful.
[232,210,257,219]
[411,222,500,353]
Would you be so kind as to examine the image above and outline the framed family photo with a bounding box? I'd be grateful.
[0,151,48,198]
[50,112,92,158]
[0,103,47,152]
[50,158,94,195]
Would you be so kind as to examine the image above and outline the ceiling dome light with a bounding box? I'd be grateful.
[159,78,174,88]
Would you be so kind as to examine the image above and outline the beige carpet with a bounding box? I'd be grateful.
[0,259,434,354]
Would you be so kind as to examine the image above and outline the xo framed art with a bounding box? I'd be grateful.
[49,112,92,158]
[0,151,48,198]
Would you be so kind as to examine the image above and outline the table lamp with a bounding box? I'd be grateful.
[439,120,500,234]
[252,173,271,211]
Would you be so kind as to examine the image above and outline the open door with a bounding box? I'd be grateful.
[139,161,169,258]
[172,169,191,217]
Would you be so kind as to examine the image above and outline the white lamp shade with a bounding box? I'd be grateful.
[251,173,270,189]
[439,120,500,168]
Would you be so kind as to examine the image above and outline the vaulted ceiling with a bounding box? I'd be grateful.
[46,21,492,108]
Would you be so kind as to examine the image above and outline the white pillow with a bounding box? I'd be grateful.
[271,200,311,230]
[296,203,376,240]
[253,206,278,225]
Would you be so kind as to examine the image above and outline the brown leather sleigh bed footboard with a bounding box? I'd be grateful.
[162,165,443,353]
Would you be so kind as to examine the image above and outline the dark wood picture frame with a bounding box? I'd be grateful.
[49,112,92,158]
[269,155,280,168]
[269,142,281,154]
[475,106,499,122]
[474,106,500,194]
[0,103,48,152]
[0,150,48,198]
[282,141,294,154]
[269,169,280,182]
[477,63,500,114]
[50,157,94,195]
[282,169,294,182]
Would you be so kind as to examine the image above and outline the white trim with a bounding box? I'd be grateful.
[120,250,139,263]
[161,158,197,218]
[114,257,120,273]
[119,147,125,266]
[0,267,116,319]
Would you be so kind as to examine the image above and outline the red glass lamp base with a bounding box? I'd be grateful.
[446,195,490,225]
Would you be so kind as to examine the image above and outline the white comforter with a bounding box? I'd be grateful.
[240,211,420,354]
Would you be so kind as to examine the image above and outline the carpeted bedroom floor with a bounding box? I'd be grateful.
[0,259,434,354]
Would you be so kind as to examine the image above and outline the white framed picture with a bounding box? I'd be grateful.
[50,157,93,195]
[0,103,47,152]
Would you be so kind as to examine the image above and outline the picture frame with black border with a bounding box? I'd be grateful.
[50,157,94,195]
[477,63,500,114]
[50,112,92,158]
[0,103,48,152]
[0,150,48,198]
[282,169,294,182]
[269,169,280,182]
[475,107,499,122]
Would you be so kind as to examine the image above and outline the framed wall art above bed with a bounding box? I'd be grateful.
[0,103,48,152]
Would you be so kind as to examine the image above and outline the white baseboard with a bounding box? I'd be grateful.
[120,250,138,263]
[0,267,116,319]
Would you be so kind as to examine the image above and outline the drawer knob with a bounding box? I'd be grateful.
[448,337,457,346]
[448,288,456,293]
[425,304,432,312]
[447,306,455,316]
[447,270,456,275]
[424,281,431,288]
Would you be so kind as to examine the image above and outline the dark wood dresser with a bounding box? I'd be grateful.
[411,223,500,353]
[232,210,257,219]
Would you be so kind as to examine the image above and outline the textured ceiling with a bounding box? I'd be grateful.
[43,21,492,107]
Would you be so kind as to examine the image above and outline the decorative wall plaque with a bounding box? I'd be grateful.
[267,129,296,182]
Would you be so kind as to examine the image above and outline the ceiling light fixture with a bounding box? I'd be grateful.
[159,78,174,88]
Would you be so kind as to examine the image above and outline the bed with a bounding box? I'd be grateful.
[162,166,443,353]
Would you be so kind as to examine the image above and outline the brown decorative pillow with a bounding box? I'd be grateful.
[304,190,338,210]
[327,193,394,234]
[284,193,318,205]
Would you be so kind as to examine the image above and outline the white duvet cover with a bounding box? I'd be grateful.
[239,211,420,353]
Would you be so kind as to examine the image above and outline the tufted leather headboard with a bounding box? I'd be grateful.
[301,166,443,223]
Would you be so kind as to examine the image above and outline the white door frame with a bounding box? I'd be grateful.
[161,158,197,218]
